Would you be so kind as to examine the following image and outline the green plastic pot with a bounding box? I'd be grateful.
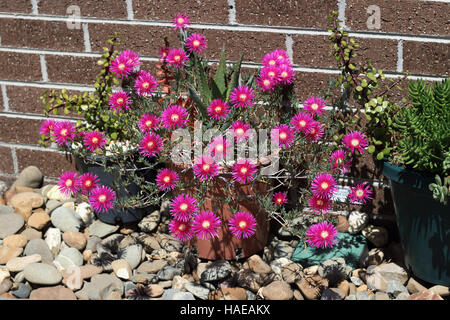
[379,160,450,285]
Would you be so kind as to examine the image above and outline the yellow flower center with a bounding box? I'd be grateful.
[180,203,188,211]
[351,139,360,147]
[193,40,200,47]
[311,103,318,110]
[269,60,276,65]
[317,199,323,206]
[240,167,248,174]
[279,132,287,140]
[171,114,179,122]
[263,79,270,86]
[202,164,210,171]
[239,221,247,229]
[268,71,275,77]
[118,63,125,71]
[163,176,171,183]
[356,190,364,197]
[85,180,91,187]
[321,231,329,239]
[321,182,329,190]
[299,120,306,127]
[117,98,124,105]
[147,141,154,148]
[202,220,211,229]
[281,71,288,77]
[61,129,68,136]
[65,179,73,187]
[277,198,283,203]
[239,94,247,101]
[98,195,107,203]
[142,82,150,89]
[91,137,99,144]
[216,144,223,152]
[178,223,186,231]
[236,128,244,135]
[174,55,181,62]
[145,120,152,127]
[214,106,222,113]
[177,17,184,24]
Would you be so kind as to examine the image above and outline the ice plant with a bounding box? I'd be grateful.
[278,64,295,85]
[271,124,296,149]
[83,131,106,152]
[110,50,140,78]
[185,33,208,54]
[89,186,116,213]
[169,219,194,242]
[231,159,257,184]
[348,182,373,204]
[109,91,131,113]
[342,130,368,154]
[156,168,179,191]
[260,66,280,84]
[311,173,337,199]
[166,48,189,69]
[273,192,288,205]
[207,99,230,120]
[192,211,222,240]
[79,172,99,195]
[305,221,339,249]
[230,86,255,109]
[308,195,332,215]
[290,112,313,133]
[39,119,55,135]
[57,171,80,197]
[208,136,232,160]
[262,51,281,67]
[139,132,163,158]
[170,194,199,222]
[173,13,190,31]
[134,71,158,96]
[138,113,160,132]
[193,156,220,181]
[228,211,257,239]
[256,75,275,92]
[304,121,324,142]
[303,97,326,116]
[158,47,169,62]
[230,121,252,142]
[161,105,188,129]
[330,150,352,174]
[52,121,76,146]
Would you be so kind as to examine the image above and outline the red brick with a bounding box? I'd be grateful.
[0,0,32,13]
[346,0,450,36]
[16,149,77,178]
[133,0,229,24]
[293,72,340,102]
[0,52,42,81]
[45,55,99,84]
[235,0,337,29]
[0,19,85,52]
[38,0,127,19]
[403,42,449,77]
[0,146,14,174]
[0,86,3,111]
[0,116,42,146]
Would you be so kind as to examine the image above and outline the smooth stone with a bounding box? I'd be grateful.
[46,200,62,213]
[236,270,264,293]
[172,291,195,300]
[6,254,42,272]
[0,278,13,295]
[14,271,26,283]
[0,213,25,239]
[407,277,427,294]
[408,289,444,300]
[51,207,82,232]
[27,212,51,230]
[347,211,369,234]
[209,287,248,300]
[157,266,182,281]
[293,290,304,300]
[356,291,375,300]
[2,234,28,248]
[11,166,43,189]
[261,280,293,300]
[396,292,411,300]
[0,246,23,264]
[11,283,31,299]
[0,267,9,283]
[0,205,14,215]
[112,259,132,280]
[85,274,124,300]
[138,210,160,233]
[200,260,232,283]
[9,192,44,210]
[62,231,87,251]
[88,220,119,238]
[295,275,329,300]
[270,257,291,276]
[364,248,385,266]
[147,284,164,298]
[362,225,389,247]
[386,279,409,298]
[345,294,357,300]
[337,280,350,296]
[130,273,158,284]
[137,260,168,274]
[366,263,408,291]
[162,288,181,300]
[172,275,189,290]
[336,215,349,233]
[29,285,76,300]
[375,291,390,300]
[247,254,272,276]
[158,280,172,289]
[62,265,103,291]
[429,285,450,297]
[122,244,142,270]
[318,257,348,286]
[44,227,62,256]
[46,185,72,201]
[86,236,102,252]
[54,247,83,270]
[124,281,137,293]
[24,262,62,285]
[321,288,344,300]
[75,202,94,226]
[350,276,364,286]
[21,228,42,241]
[281,262,303,284]
[24,238,54,264]
[184,282,210,300]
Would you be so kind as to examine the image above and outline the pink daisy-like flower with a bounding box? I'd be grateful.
[167,48,189,69]
[208,136,232,160]
[51,121,76,146]
[232,159,257,184]
[330,150,352,174]
[173,13,190,31]
[348,182,373,205]
[271,124,296,149]
[290,112,313,133]
[260,66,280,84]
[272,49,290,63]
[311,173,337,199]
[228,211,257,239]
[308,195,332,215]
[79,172,99,195]
[303,97,326,116]
[192,211,222,240]
[304,121,324,142]
[256,75,276,92]
[83,131,106,152]
[193,155,220,181]
[170,194,199,222]
[156,168,179,191]
[161,105,189,129]
[138,132,163,158]
[158,47,170,62]
[110,50,141,78]
[185,33,208,54]
[57,171,80,197]
[169,218,194,242]
[262,51,282,68]
[138,113,160,132]
[134,70,158,96]
[273,192,288,205]
[89,186,116,213]
[229,86,255,109]
[230,121,252,142]
[207,99,230,120]
[109,91,131,113]
[305,222,339,249]
[342,130,368,154]
[39,119,56,136]
[278,64,295,85]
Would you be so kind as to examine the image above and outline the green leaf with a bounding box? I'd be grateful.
[356,86,363,92]
[110,132,118,140]
[368,145,376,153]
[188,85,208,120]
[213,45,227,96]
[194,55,211,104]
[376,152,384,160]
[226,54,243,101]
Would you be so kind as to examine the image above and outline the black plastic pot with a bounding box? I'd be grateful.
[74,154,160,225]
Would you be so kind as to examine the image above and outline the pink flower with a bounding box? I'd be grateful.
[305,222,339,249]
[303,97,326,116]
[192,211,222,240]
[193,156,219,181]
[311,173,337,199]
[167,48,189,68]
[134,70,158,96]
[40,119,56,135]
[348,182,373,204]
[342,130,368,154]
[230,86,255,109]
[330,150,352,174]
[304,121,324,142]
[272,49,290,63]
[156,168,179,191]
[208,136,232,160]
[260,66,280,85]
[110,50,141,78]
[89,186,116,213]
[169,218,194,242]
[256,75,276,92]
[262,51,286,68]
[230,121,252,142]
[173,13,190,31]
[161,105,188,129]
[185,33,208,54]
[51,121,76,146]
[228,211,257,239]
[308,195,332,215]
[278,64,295,85]
[83,131,106,152]
[138,113,160,132]
[290,112,313,133]
[109,91,131,113]
[57,171,80,197]
[170,194,199,222]
[271,124,296,149]
[159,47,170,62]
[79,172,99,195]
[207,99,230,120]
[232,159,257,184]
[138,132,163,158]
[273,192,288,205]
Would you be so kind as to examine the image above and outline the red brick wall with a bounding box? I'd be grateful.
[0,0,448,213]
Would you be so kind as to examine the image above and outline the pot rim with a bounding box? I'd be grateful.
[378,160,436,190]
